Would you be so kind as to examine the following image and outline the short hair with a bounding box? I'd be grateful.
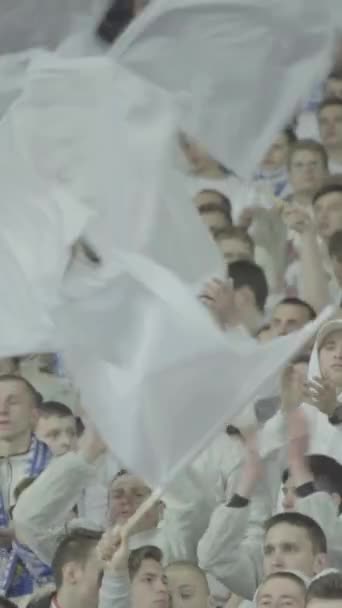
[37,401,74,419]
[264,512,327,555]
[288,139,328,169]
[196,191,232,224]
[291,353,311,366]
[0,375,42,407]
[282,455,342,503]
[228,260,268,312]
[328,230,342,258]
[128,545,163,581]
[275,297,317,320]
[318,97,342,115]
[259,571,307,596]
[214,226,255,252]
[283,126,298,146]
[312,175,342,205]
[166,561,209,593]
[52,529,102,589]
[307,572,342,603]
[0,597,19,608]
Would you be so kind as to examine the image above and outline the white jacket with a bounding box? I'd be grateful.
[198,491,339,600]
[98,572,130,608]
[13,451,209,566]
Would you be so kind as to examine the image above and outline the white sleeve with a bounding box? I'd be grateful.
[198,504,263,600]
[98,572,130,608]
[13,451,98,565]
[160,465,213,563]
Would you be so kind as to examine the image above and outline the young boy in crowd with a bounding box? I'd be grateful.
[35,401,78,457]
[256,571,307,608]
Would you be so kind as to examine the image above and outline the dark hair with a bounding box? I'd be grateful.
[288,138,328,170]
[0,375,42,407]
[37,401,74,419]
[128,545,163,581]
[197,190,232,218]
[96,0,135,44]
[275,297,317,320]
[307,572,342,603]
[282,454,342,508]
[264,512,327,555]
[291,353,311,366]
[226,425,242,437]
[228,260,268,312]
[329,230,342,258]
[313,175,342,206]
[283,127,298,146]
[318,96,342,115]
[52,529,102,589]
[0,597,20,608]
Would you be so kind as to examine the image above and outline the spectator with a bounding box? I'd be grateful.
[256,571,307,608]
[35,401,78,457]
[193,190,232,236]
[328,231,342,304]
[325,70,342,100]
[254,128,297,197]
[269,297,316,337]
[287,140,329,208]
[318,99,342,174]
[0,375,51,604]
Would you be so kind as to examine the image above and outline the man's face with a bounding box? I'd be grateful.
[256,576,305,608]
[263,523,322,578]
[218,237,254,264]
[271,304,311,337]
[0,380,36,440]
[108,474,160,529]
[72,548,103,608]
[166,565,209,608]
[289,150,327,196]
[262,133,291,172]
[326,77,342,100]
[319,330,342,387]
[281,476,297,512]
[35,415,77,456]
[131,559,169,608]
[319,105,342,149]
[194,191,231,234]
[314,192,342,241]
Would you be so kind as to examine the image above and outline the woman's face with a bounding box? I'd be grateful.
[319,329,342,386]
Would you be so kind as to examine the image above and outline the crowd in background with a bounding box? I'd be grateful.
[1,2,342,608]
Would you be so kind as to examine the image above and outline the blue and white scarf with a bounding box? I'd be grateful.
[253,166,290,198]
[0,435,52,598]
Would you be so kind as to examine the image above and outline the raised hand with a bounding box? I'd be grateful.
[303,375,339,418]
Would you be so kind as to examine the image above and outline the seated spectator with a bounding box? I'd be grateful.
[253,128,297,198]
[318,99,342,174]
[35,401,78,457]
[166,561,211,608]
[269,297,316,337]
[306,571,342,608]
[256,571,307,608]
